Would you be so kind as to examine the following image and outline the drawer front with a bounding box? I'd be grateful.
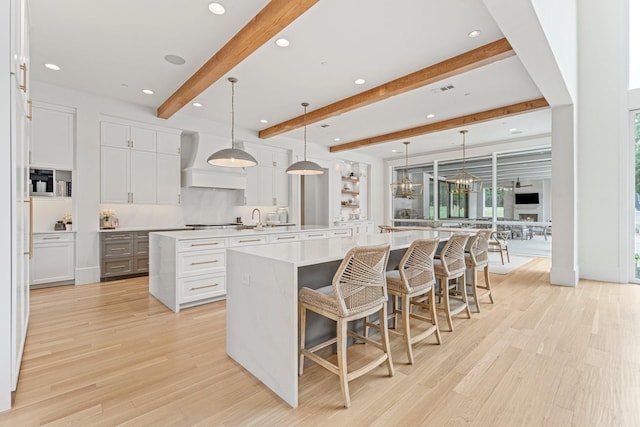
[33,233,74,244]
[179,273,226,303]
[102,258,134,277]
[329,229,352,238]
[300,231,328,240]
[228,236,268,247]
[134,231,149,239]
[102,232,134,241]
[267,233,299,243]
[133,256,149,273]
[134,239,149,255]
[178,250,226,276]
[103,240,134,257]
[178,238,227,252]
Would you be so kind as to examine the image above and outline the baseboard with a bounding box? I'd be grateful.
[550,266,579,287]
[75,266,100,285]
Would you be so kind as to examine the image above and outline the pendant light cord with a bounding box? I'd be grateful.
[303,104,307,160]
[231,79,235,147]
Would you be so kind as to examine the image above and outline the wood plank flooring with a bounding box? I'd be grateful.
[1,257,640,426]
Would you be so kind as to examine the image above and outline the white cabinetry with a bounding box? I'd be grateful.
[30,233,74,286]
[100,119,181,204]
[31,102,74,170]
[245,144,290,206]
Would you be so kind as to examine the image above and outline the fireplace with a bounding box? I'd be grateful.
[518,213,538,221]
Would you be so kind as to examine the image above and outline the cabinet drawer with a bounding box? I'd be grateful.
[267,233,299,243]
[329,229,352,238]
[102,258,134,277]
[134,256,149,273]
[179,273,226,303]
[33,233,74,244]
[178,238,227,252]
[103,240,134,257]
[300,231,328,240]
[178,250,226,276]
[228,236,268,247]
[134,231,149,239]
[102,231,134,241]
[134,239,149,255]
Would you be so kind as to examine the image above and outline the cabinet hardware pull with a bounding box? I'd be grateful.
[308,234,323,237]
[27,99,32,120]
[42,237,61,240]
[110,234,128,238]
[111,247,126,251]
[334,232,348,235]
[190,283,220,291]
[239,239,262,243]
[190,260,219,265]
[19,63,27,92]
[190,242,219,247]
[277,236,296,240]
[112,265,127,269]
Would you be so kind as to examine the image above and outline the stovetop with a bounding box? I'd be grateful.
[185,223,242,230]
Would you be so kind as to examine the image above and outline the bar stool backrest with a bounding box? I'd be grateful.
[397,238,439,293]
[468,229,491,266]
[439,233,470,276]
[333,244,390,317]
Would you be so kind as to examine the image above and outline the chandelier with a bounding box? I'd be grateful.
[286,102,324,175]
[207,77,258,168]
[446,130,482,194]
[390,141,423,199]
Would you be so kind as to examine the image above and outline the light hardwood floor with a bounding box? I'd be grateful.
[2,257,640,426]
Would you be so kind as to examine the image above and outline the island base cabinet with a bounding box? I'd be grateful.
[179,273,226,305]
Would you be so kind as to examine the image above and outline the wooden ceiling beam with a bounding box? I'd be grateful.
[329,98,549,152]
[157,0,319,119]
[259,38,515,139]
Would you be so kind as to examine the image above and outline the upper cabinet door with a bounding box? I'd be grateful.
[156,132,181,155]
[130,126,156,152]
[101,146,130,204]
[130,150,157,204]
[100,122,130,149]
[31,104,74,169]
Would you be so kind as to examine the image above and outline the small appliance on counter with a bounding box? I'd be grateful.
[54,221,66,231]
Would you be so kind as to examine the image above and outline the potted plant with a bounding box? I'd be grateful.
[62,213,72,231]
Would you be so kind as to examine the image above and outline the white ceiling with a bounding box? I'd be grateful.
[29,0,550,160]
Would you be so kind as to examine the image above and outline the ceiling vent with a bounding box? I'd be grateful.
[432,84,455,94]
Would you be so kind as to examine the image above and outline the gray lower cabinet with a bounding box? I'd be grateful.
[100,231,149,280]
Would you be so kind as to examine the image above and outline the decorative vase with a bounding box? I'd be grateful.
[102,219,113,229]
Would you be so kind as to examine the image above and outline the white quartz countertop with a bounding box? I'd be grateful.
[151,224,346,239]
[33,230,77,234]
[98,226,192,233]
[227,229,462,266]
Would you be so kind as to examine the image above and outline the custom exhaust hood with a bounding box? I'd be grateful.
[182,132,247,189]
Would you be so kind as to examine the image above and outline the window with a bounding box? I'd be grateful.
[484,187,505,218]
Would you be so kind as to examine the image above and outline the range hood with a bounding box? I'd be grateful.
[182,132,247,189]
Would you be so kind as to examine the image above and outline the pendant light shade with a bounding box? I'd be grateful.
[286,102,324,175]
[445,130,482,194]
[207,77,258,168]
[390,141,423,199]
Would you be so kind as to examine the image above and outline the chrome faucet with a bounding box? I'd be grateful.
[251,208,262,225]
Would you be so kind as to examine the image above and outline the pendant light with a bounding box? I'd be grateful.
[207,77,258,168]
[390,141,423,199]
[286,102,324,175]
[445,130,482,194]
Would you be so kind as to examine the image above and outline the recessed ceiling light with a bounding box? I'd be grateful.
[354,78,366,85]
[275,38,290,47]
[260,119,268,124]
[426,113,435,119]
[120,83,128,87]
[142,89,155,95]
[164,54,186,65]
[192,102,203,107]
[392,149,401,153]
[334,138,341,142]
[208,2,225,15]
[468,30,481,38]
[44,63,60,71]
[510,128,522,134]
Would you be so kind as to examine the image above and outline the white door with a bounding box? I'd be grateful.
[101,146,130,203]
[156,131,180,155]
[100,122,129,149]
[156,153,180,204]
[31,104,74,169]
[130,149,156,204]
[130,126,156,152]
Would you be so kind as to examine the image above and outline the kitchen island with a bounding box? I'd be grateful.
[225,229,457,407]
[148,225,354,312]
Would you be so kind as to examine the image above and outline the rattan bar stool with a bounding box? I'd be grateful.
[381,238,442,364]
[433,233,472,332]
[465,230,494,313]
[298,244,393,408]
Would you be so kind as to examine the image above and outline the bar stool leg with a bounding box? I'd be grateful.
[380,304,394,376]
[401,295,413,364]
[337,318,350,408]
[299,305,306,376]
[429,287,442,344]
